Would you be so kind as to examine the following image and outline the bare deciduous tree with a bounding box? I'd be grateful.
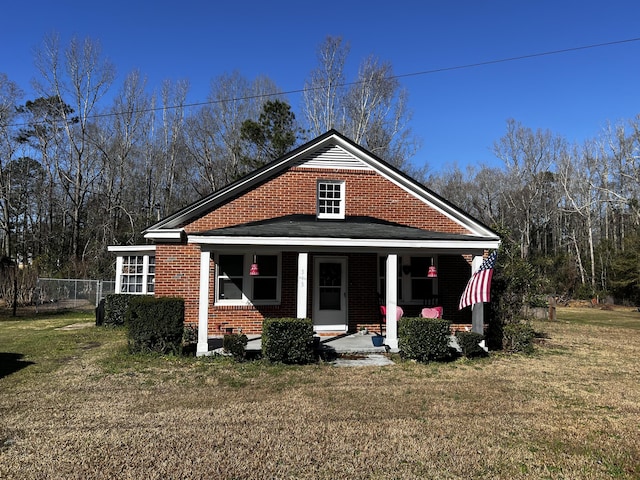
[33,34,115,263]
[184,72,281,193]
[493,119,566,258]
[0,74,23,258]
[303,36,349,137]
[302,36,419,173]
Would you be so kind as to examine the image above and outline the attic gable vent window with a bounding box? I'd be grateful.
[317,180,345,219]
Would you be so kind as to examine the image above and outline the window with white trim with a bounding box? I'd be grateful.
[215,253,280,305]
[119,254,155,294]
[378,255,438,303]
[317,180,345,219]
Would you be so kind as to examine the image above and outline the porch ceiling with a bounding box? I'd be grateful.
[188,215,500,252]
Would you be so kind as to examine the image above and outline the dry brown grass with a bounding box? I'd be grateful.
[1,307,639,479]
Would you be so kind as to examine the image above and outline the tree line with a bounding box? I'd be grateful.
[0,35,417,280]
[1,33,639,305]
[428,117,640,304]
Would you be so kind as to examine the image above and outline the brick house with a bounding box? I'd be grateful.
[109,130,500,355]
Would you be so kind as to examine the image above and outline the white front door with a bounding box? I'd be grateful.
[313,257,348,332]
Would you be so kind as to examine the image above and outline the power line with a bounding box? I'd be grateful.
[394,37,640,79]
[6,36,640,128]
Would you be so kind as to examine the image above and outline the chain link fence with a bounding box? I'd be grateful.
[35,278,116,310]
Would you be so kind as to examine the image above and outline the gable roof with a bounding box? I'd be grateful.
[144,130,499,241]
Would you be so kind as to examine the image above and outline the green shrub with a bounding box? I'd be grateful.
[223,333,248,361]
[456,331,488,358]
[527,295,549,308]
[398,317,452,362]
[262,318,315,364]
[503,322,535,354]
[126,296,185,354]
[182,323,198,345]
[484,319,504,351]
[103,294,134,326]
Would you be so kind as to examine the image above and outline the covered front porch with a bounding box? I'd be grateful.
[193,250,491,356]
[188,214,499,356]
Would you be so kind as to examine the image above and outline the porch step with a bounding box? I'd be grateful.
[315,331,349,337]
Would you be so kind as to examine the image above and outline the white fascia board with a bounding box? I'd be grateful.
[143,229,185,241]
[107,245,157,253]
[188,234,500,251]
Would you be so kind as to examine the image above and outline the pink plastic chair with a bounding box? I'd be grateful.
[380,305,404,322]
[420,306,443,318]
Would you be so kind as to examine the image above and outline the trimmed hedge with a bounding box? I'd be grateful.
[126,296,185,354]
[103,294,134,326]
[398,317,452,362]
[223,333,248,361]
[262,318,315,364]
[503,322,535,354]
[456,331,488,358]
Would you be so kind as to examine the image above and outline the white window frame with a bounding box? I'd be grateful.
[113,247,156,295]
[214,252,281,306]
[317,180,345,219]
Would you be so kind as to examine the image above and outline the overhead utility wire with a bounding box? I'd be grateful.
[6,36,640,128]
[392,36,640,80]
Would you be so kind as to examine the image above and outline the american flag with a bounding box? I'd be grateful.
[459,251,498,310]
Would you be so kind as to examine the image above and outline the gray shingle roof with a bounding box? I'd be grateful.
[191,215,489,241]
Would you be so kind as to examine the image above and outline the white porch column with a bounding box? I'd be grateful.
[385,253,399,349]
[296,252,308,318]
[114,255,123,293]
[471,255,484,334]
[196,249,211,356]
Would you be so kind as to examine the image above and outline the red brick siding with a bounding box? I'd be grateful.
[185,168,469,234]
[156,166,479,334]
[154,243,201,328]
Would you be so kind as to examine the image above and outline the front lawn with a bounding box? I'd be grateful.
[0,307,639,479]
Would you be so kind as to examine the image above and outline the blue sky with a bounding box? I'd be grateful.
[2,1,639,173]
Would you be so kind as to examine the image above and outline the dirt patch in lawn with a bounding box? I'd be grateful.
[55,322,94,331]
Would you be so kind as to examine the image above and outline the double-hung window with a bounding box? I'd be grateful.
[217,254,244,301]
[215,253,280,305]
[116,250,156,294]
[317,180,345,219]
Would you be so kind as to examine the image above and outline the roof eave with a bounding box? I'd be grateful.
[107,244,157,253]
[143,228,186,242]
[187,234,500,252]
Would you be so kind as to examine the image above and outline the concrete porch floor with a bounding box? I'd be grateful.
[207,332,462,355]
[208,332,390,354]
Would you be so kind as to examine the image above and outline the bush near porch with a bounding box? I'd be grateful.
[126,296,184,354]
[398,317,452,362]
[262,317,315,364]
[102,293,134,326]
